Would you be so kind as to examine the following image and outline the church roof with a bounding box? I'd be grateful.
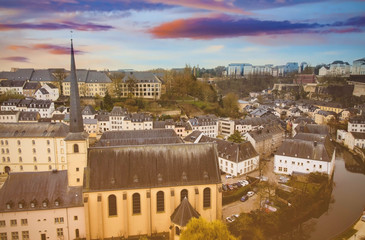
[0,171,82,212]
[84,143,221,191]
[170,197,200,227]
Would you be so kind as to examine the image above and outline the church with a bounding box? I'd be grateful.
[0,40,222,240]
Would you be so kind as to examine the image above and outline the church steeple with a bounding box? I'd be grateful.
[69,39,84,133]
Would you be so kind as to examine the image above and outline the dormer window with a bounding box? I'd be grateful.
[54,198,60,207]
[6,201,13,210]
[157,173,163,183]
[182,171,187,181]
[42,199,49,208]
[133,174,139,183]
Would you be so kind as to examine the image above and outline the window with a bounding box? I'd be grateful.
[156,191,164,212]
[47,140,50,145]
[34,165,37,171]
[319,165,322,169]
[0,233,7,240]
[284,168,288,172]
[73,144,79,153]
[278,167,283,171]
[108,195,117,216]
[10,219,17,226]
[21,219,27,226]
[75,229,80,238]
[74,216,78,221]
[22,231,29,240]
[0,221,5,227]
[18,148,21,153]
[47,148,50,153]
[57,228,63,237]
[11,232,18,240]
[180,189,188,202]
[32,148,36,153]
[132,193,141,214]
[203,188,211,208]
[32,140,35,145]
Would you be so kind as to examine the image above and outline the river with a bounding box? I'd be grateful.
[306,153,365,240]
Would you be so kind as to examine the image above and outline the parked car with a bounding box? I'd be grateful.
[257,176,268,182]
[278,176,289,184]
[240,195,248,202]
[226,174,233,179]
[226,217,234,223]
[361,214,365,222]
[236,182,242,187]
[239,180,249,186]
[228,184,234,190]
[247,191,255,197]
[231,214,239,220]
[222,184,228,191]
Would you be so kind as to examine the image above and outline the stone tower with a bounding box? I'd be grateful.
[65,39,89,187]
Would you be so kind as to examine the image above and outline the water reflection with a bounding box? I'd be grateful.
[306,151,365,240]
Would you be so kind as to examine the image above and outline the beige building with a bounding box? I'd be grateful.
[0,123,70,174]
[0,171,86,240]
[83,143,222,239]
[118,72,162,99]
[243,125,285,158]
[63,70,112,97]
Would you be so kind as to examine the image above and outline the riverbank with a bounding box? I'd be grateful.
[346,217,365,240]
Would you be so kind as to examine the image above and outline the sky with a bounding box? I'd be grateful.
[0,0,365,71]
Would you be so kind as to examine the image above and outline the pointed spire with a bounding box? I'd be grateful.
[69,39,84,133]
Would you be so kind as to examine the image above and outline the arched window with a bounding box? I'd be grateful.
[132,193,141,214]
[203,188,211,208]
[108,195,117,216]
[180,189,188,202]
[156,191,164,212]
[175,226,180,236]
[73,144,79,153]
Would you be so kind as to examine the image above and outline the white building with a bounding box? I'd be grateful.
[1,99,54,118]
[274,134,335,176]
[344,132,365,150]
[122,113,153,131]
[352,58,365,75]
[0,171,86,240]
[348,115,365,132]
[35,83,59,101]
[0,80,25,95]
[109,106,127,131]
[81,105,97,120]
[188,115,218,138]
[235,115,278,134]
[0,111,19,123]
[0,123,69,174]
[96,114,110,134]
[218,118,235,137]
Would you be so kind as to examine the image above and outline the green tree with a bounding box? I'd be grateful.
[228,131,244,143]
[0,90,25,104]
[126,75,137,98]
[108,72,125,99]
[223,93,240,118]
[180,217,236,240]
[102,90,113,111]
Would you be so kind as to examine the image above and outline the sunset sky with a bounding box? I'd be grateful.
[0,0,364,71]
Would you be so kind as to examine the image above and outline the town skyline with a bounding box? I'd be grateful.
[1,0,365,71]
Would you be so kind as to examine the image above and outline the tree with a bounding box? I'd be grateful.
[53,69,67,96]
[108,72,125,98]
[102,90,113,111]
[223,93,240,118]
[228,131,244,143]
[126,75,137,98]
[180,217,236,240]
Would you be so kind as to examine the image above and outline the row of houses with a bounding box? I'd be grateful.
[0,68,163,99]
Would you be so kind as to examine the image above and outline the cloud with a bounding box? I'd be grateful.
[8,44,85,55]
[149,14,365,39]
[1,56,29,62]
[0,21,113,31]
[145,0,250,14]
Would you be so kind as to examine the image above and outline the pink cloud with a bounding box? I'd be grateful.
[8,44,85,55]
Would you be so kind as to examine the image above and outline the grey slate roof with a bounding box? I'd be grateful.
[124,113,152,122]
[83,119,97,124]
[82,105,96,116]
[96,114,109,121]
[184,130,203,143]
[84,143,221,191]
[96,129,183,147]
[110,106,128,116]
[18,111,40,121]
[189,115,218,126]
[0,80,26,88]
[350,132,365,140]
[276,138,334,162]
[37,88,49,94]
[170,197,200,227]
[295,124,329,135]
[349,115,365,124]
[0,171,83,212]
[153,120,166,129]
[30,69,56,82]
[23,82,40,90]
[248,125,284,142]
[122,72,161,83]
[0,123,69,138]
[235,115,278,126]
[198,136,258,163]
[63,70,112,83]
